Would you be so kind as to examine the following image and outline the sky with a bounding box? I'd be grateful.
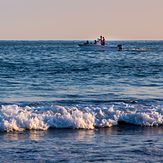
[0,0,163,40]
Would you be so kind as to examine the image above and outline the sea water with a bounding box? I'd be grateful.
[0,40,163,162]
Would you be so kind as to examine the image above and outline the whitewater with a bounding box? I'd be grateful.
[1,100,163,132]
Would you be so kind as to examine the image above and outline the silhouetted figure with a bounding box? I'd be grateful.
[101,37,105,45]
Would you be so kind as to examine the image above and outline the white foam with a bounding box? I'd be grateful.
[0,102,163,132]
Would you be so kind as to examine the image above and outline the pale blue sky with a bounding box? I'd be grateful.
[0,0,163,40]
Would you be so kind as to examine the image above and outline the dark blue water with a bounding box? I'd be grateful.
[0,40,163,162]
[0,41,162,103]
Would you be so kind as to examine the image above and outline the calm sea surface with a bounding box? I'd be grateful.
[0,40,163,162]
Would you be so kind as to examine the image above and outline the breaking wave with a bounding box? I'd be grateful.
[0,101,163,132]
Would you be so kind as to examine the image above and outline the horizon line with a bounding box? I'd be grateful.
[0,39,163,41]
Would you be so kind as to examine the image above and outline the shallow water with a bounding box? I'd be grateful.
[1,126,163,162]
[0,40,163,162]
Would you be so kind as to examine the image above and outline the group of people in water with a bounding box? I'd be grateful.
[85,36,105,45]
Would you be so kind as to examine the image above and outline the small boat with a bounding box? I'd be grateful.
[78,43,123,51]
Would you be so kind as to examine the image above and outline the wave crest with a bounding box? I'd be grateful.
[0,102,163,132]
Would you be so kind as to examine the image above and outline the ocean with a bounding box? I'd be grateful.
[0,40,163,162]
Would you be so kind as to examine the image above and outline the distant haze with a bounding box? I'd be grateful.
[0,0,163,40]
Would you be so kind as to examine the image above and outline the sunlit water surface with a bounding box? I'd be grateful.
[0,40,163,162]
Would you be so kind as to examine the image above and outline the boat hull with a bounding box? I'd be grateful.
[78,44,121,51]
